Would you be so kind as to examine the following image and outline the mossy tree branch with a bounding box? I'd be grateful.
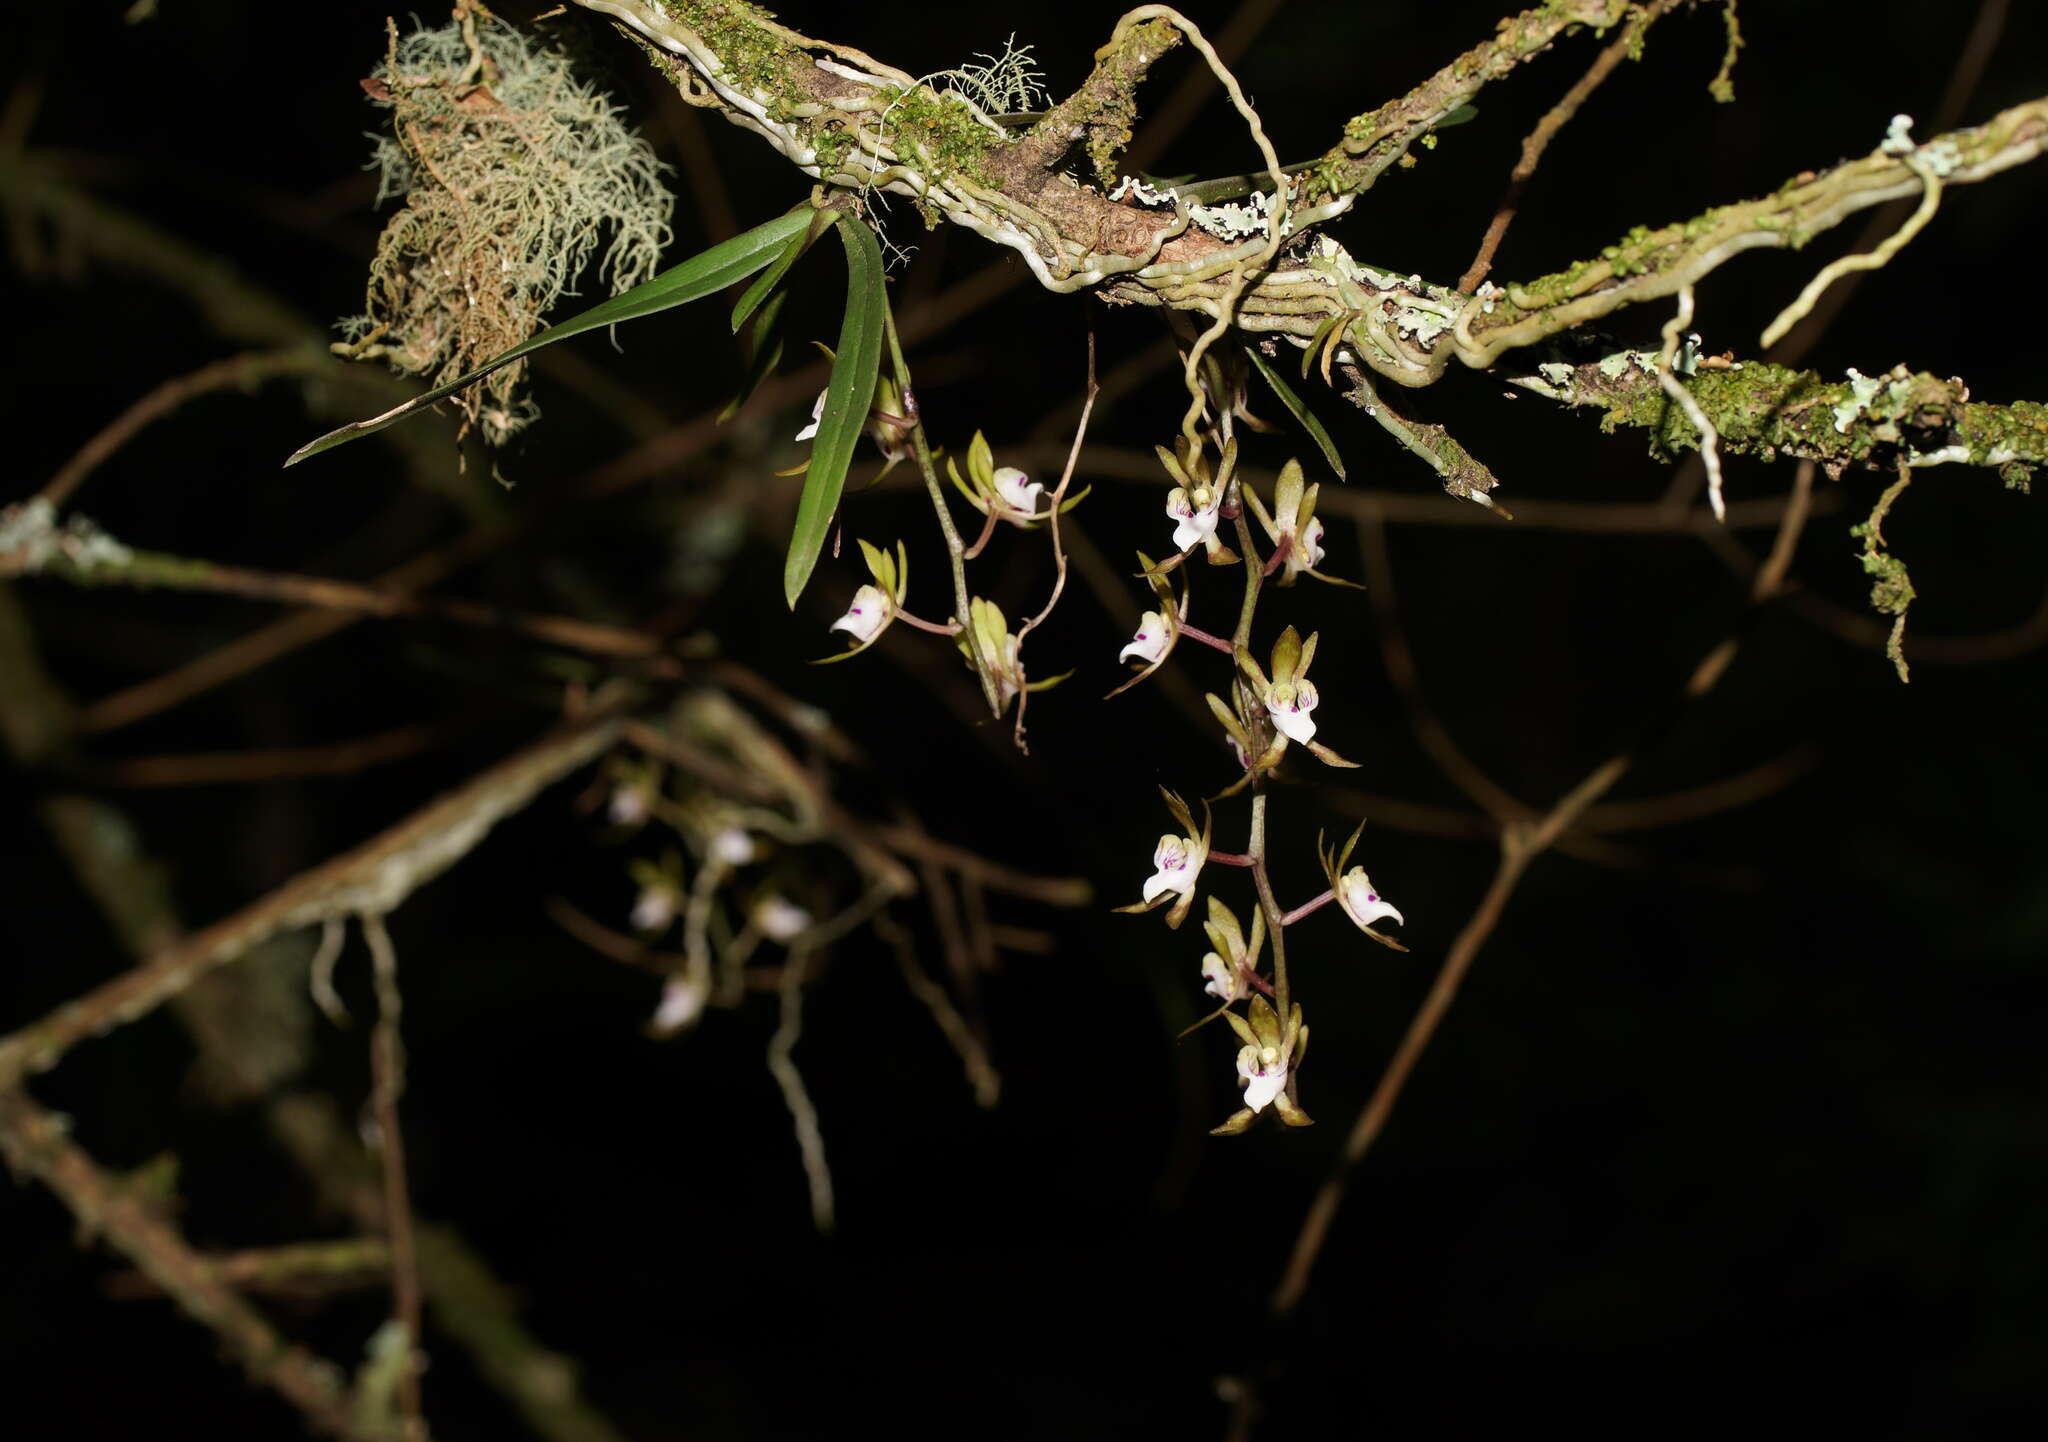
[570,1,2047,494]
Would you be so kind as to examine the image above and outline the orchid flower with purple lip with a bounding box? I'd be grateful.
[1166,484,1221,552]
[948,430,1088,529]
[1147,435,1239,571]
[1211,996,1312,1134]
[1107,552,1190,701]
[1114,788,1211,930]
[1120,613,1170,667]
[818,539,910,663]
[1243,458,1359,588]
[1232,626,1360,772]
[1318,822,1409,952]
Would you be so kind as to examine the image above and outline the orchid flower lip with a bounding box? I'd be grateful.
[1338,869,1404,930]
[1267,679,1320,744]
[1119,611,1170,665]
[1142,834,1199,903]
[1238,1046,1288,1112]
[830,584,890,643]
[992,465,1044,518]
[1167,487,1220,553]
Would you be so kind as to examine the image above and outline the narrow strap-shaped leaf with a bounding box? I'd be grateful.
[732,209,836,333]
[1245,343,1346,481]
[783,216,885,609]
[285,208,816,467]
[718,289,790,423]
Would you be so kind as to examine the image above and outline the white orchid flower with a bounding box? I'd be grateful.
[830,584,890,644]
[1336,869,1404,933]
[1119,612,1170,666]
[630,884,678,934]
[709,826,754,867]
[1317,822,1409,951]
[1144,835,1201,904]
[649,973,709,1033]
[1299,516,1327,570]
[1167,486,1220,553]
[794,388,826,442]
[1202,952,1247,1003]
[754,895,813,943]
[991,466,1044,522]
[608,784,652,827]
[1245,459,1354,588]
[1114,789,1210,929]
[1235,627,1359,771]
[1211,997,1312,1135]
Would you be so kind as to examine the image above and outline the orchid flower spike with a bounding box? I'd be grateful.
[1317,822,1409,951]
[1211,997,1312,1134]
[1114,788,1211,930]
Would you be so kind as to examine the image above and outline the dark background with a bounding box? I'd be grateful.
[3,1,2045,1437]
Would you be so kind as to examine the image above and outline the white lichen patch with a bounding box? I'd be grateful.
[0,499,134,574]
[342,16,673,447]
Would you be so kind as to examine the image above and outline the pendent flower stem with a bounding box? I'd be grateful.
[892,610,963,636]
[1207,850,1254,868]
[1280,889,1337,927]
[1178,622,1235,654]
[883,306,1000,717]
[1229,497,1292,1018]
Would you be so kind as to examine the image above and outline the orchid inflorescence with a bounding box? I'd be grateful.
[795,334,1405,1138]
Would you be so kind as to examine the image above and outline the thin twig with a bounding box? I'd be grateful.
[765,943,834,1232]
[0,1087,361,1439]
[1270,456,1820,1317]
[361,913,426,1437]
[1458,0,1679,292]
[39,349,323,508]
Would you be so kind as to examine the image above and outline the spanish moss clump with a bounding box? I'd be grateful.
[341,14,673,447]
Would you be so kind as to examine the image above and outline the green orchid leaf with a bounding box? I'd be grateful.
[783,214,886,609]
[732,209,836,333]
[285,208,817,467]
[719,288,789,423]
[1245,342,1346,481]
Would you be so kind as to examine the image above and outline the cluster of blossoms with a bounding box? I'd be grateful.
[608,778,815,1038]
[788,356,1408,1139]
[1106,433,1408,1134]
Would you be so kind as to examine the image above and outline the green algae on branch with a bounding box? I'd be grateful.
[1511,355,2047,486]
